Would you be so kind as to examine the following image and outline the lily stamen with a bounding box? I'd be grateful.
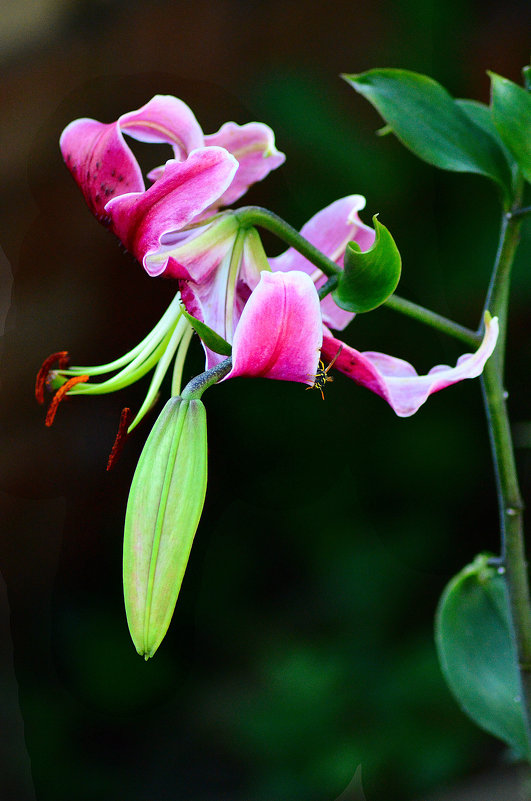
[107,407,133,471]
[35,350,69,404]
[37,292,198,437]
[45,374,90,426]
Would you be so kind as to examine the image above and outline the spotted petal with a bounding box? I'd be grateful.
[320,315,499,416]
[60,117,145,221]
[227,271,322,383]
[269,196,375,331]
[60,95,204,222]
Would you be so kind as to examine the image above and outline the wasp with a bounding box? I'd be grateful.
[307,346,343,399]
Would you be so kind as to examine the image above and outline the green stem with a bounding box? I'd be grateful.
[480,180,531,756]
[483,176,525,373]
[234,206,341,278]
[384,294,481,348]
[181,358,232,400]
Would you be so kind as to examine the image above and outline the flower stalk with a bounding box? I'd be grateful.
[480,177,531,755]
[235,205,343,278]
[384,294,482,348]
[181,358,233,400]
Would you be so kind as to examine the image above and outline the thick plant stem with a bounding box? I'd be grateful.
[482,360,531,750]
[181,358,232,400]
[483,184,525,373]
[480,183,531,756]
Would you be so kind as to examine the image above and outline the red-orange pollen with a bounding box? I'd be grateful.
[106,407,133,471]
[35,351,70,404]
[45,375,90,427]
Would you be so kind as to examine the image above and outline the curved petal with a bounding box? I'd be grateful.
[105,147,238,273]
[118,95,204,158]
[321,316,499,416]
[157,214,240,283]
[60,118,145,221]
[227,271,322,383]
[269,195,375,331]
[204,121,285,206]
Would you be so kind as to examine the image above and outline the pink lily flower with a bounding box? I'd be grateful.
[59,93,285,244]
[59,97,498,415]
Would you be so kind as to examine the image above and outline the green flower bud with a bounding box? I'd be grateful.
[123,397,207,658]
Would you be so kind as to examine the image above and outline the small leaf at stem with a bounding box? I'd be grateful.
[435,554,529,759]
[490,72,531,185]
[180,306,232,356]
[343,69,512,199]
[332,216,401,313]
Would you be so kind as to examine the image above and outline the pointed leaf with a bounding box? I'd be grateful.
[343,69,512,198]
[332,216,401,313]
[435,554,529,758]
[456,99,515,171]
[181,306,232,356]
[490,72,531,184]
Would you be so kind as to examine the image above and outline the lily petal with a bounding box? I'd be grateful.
[60,117,145,221]
[118,94,203,158]
[227,271,322,383]
[321,315,499,416]
[269,195,375,331]
[105,147,238,273]
[204,121,286,206]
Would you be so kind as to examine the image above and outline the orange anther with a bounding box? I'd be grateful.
[35,351,69,404]
[106,407,132,471]
[45,374,89,427]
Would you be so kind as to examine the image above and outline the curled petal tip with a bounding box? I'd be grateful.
[322,314,499,416]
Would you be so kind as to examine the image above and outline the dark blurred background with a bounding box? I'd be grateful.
[1,1,530,799]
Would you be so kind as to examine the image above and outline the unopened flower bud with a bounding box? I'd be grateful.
[123,396,207,658]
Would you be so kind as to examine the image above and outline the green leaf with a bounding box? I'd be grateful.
[435,554,529,758]
[332,216,401,313]
[343,69,512,198]
[181,306,232,356]
[490,72,531,184]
